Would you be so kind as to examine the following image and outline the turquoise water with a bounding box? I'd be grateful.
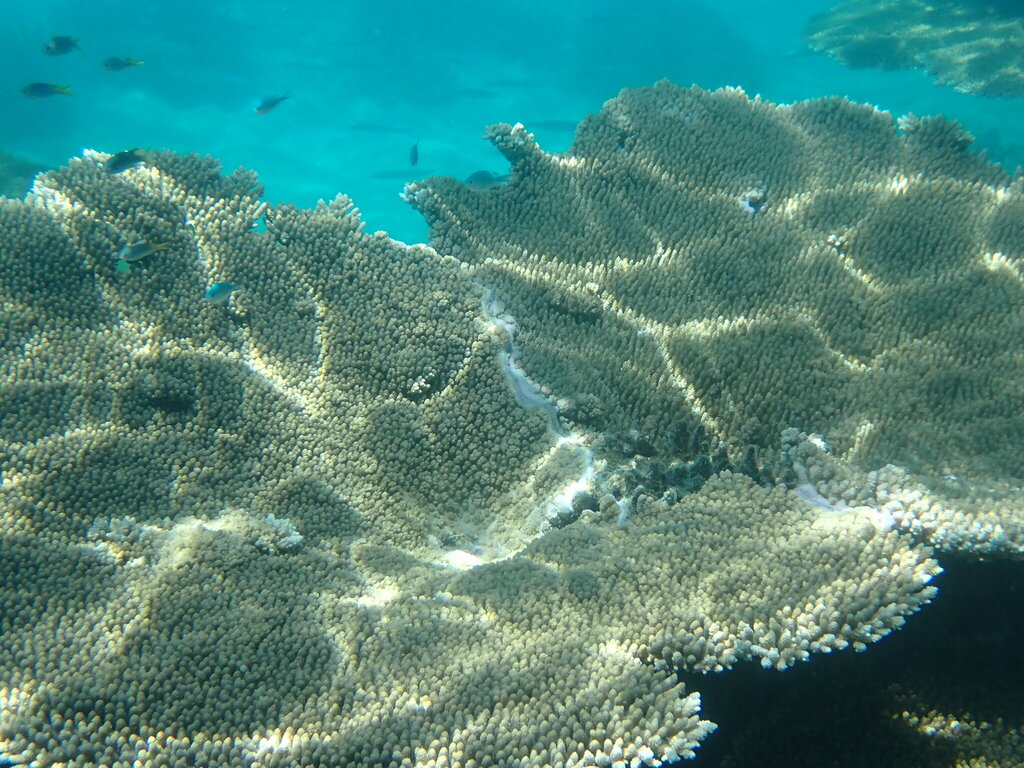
[4,0,1024,242]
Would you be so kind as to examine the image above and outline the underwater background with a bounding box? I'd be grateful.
[4,0,1024,244]
[4,1,1024,767]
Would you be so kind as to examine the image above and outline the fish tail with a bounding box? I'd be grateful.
[128,59,144,66]
[54,85,72,96]
[152,242,173,251]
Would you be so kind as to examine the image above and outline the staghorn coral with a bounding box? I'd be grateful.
[406,80,1024,557]
[0,135,943,766]
[804,0,1024,98]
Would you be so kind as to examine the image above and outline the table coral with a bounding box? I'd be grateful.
[1,81,1018,767]
[406,80,1024,558]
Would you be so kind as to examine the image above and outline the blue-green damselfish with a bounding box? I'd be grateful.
[203,282,240,304]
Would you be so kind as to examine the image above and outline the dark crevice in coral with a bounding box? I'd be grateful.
[595,425,778,506]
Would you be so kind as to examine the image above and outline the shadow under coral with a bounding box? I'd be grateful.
[686,556,1024,767]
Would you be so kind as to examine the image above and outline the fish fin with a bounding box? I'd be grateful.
[55,85,72,96]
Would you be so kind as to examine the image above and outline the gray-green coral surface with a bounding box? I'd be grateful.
[407,80,1024,559]
[1,80,1019,768]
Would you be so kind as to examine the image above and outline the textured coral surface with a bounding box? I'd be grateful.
[1,82,1021,767]
[408,81,1024,557]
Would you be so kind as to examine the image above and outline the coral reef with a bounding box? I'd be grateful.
[805,0,1024,98]
[1,81,1021,767]
[0,150,619,766]
[407,81,1024,557]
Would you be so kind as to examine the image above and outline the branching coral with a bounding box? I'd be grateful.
[1,81,1021,767]
[407,80,1024,558]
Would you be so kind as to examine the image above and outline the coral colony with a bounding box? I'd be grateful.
[2,82,1023,767]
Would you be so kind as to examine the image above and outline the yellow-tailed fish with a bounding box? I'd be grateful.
[103,57,144,71]
[22,83,71,98]
[116,241,171,262]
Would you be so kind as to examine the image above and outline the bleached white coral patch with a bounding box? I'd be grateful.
[442,549,483,569]
[253,512,304,554]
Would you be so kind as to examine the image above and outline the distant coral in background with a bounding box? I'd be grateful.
[1,80,1022,767]
[804,0,1024,98]
[0,148,43,198]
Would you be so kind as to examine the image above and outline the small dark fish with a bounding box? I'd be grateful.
[204,282,240,304]
[43,36,79,56]
[103,149,149,174]
[464,170,510,191]
[410,140,419,167]
[116,241,171,262]
[22,82,71,98]
[103,57,144,71]
[255,94,290,114]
